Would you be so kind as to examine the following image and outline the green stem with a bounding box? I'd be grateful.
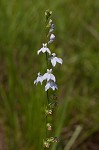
[47,90,49,104]
[46,52,49,68]
[45,16,50,141]
[44,13,52,149]
[45,51,49,139]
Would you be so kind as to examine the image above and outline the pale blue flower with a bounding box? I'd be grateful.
[43,69,56,82]
[49,53,63,67]
[49,24,55,33]
[48,34,55,44]
[45,80,58,91]
[34,72,43,85]
[37,43,51,55]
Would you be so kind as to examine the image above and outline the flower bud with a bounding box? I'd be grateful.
[49,101,58,109]
[52,137,59,143]
[45,109,53,115]
[48,34,55,44]
[43,141,50,148]
[47,137,54,143]
[47,137,59,143]
[49,24,55,33]
[47,123,52,131]
[45,9,52,20]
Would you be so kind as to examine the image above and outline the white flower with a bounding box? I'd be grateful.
[43,69,56,82]
[37,43,51,55]
[34,72,43,85]
[45,80,58,91]
[48,34,55,44]
[49,53,63,67]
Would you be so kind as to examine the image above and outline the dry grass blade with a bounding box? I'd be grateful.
[64,125,83,150]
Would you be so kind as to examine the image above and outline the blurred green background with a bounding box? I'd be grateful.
[0,0,99,150]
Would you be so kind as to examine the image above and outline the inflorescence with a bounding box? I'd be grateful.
[34,9,63,149]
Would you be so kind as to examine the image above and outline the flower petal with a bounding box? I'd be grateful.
[43,73,48,81]
[55,57,63,64]
[34,79,37,85]
[50,74,56,82]
[46,48,51,54]
[37,49,41,55]
[50,81,58,90]
[51,59,56,67]
[45,81,58,91]
[45,82,50,91]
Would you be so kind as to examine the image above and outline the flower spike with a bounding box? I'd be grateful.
[34,10,62,149]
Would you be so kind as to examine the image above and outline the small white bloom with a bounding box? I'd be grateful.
[45,80,58,91]
[43,69,56,82]
[34,72,43,85]
[49,53,63,67]
[48,34,55,44]
[37,43,51,55]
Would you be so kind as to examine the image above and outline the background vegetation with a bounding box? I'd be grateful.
[0,0,99,149]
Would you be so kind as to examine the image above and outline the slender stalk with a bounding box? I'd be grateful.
[45,53,49,139]
[46,52,49,67]
[45,52,49,104]
[47,90,49,104]
[45,21,49,142]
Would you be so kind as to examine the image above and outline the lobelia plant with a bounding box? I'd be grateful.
[34,10,63,149]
